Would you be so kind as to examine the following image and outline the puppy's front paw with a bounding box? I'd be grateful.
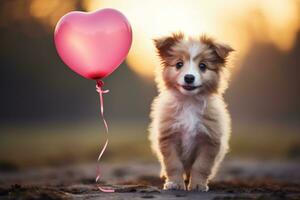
[188,182,209,192]
[163,181,185,190]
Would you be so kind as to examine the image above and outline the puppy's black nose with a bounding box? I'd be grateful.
[184,74,195,84]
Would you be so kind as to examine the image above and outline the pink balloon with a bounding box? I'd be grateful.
[54,8,132,80]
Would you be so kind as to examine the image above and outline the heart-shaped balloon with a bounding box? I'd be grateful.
[54,8,132,80]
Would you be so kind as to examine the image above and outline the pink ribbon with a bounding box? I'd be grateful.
[95,80,115,193]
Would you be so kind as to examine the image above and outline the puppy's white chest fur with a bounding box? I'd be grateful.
[171,98,208,158]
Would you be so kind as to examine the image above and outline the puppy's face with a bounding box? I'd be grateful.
[154,33,233,96]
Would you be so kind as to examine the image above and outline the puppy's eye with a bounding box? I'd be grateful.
[199,63,207,71]
[175,61,184,69]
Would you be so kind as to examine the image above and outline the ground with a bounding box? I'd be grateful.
[0,123,299,199]
[0,160,299,200]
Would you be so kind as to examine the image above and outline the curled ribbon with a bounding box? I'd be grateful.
[95,80,115,193]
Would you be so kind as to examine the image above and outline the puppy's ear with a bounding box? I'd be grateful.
[201,35,234,63]
[213,43,234,59]
[153,32,184,58]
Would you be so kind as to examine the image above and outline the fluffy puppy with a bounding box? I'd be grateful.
[149,33,233,191]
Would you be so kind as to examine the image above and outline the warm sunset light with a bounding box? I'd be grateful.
[82,0,300,78]
[28,0,300,78]
[29,0,76,27]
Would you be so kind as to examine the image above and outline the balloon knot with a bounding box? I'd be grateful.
[96,80,109,94]
[96,80,104,87]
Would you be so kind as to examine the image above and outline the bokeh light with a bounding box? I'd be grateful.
[29,0,77,28]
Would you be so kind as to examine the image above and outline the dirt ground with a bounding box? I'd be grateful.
[0,160,299,200]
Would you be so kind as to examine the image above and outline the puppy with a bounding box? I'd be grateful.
[149,32,233,191]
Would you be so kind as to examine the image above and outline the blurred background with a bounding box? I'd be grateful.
[0,0,300,170]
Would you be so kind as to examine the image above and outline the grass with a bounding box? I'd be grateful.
[0,121,299,169]
[0,121,153,169]
[230,122,300,159]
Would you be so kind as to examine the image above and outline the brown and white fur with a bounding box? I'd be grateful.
[149,33,233,191]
